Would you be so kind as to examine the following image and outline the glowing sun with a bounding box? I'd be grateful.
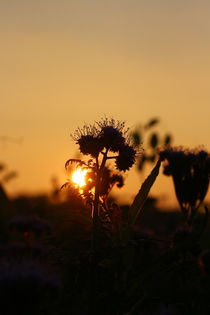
[71,168,88,188]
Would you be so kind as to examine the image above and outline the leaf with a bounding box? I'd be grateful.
[60,182,71,190]
[132,131,142,146]
[149,154,156,163]
[144,118,159,130]
[65,159,86,169]
[164,134,172,146]
[149,133,159,148]
[137,154,146,171]
[129,158,162,226]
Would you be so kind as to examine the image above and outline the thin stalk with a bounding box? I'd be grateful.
[89,149,108,315]
[92,149,108,251]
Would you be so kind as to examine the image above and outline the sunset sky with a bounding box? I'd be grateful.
[1,0,210,208]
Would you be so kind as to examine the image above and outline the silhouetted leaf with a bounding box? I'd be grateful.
[65,159,86,169]
[149,154,156,163]
[149,133,159,148]
[132,132,142,146]
[164,134,172,146]
[144,118,159,130]
[137,154,146,170]
[129,158,161,226]
[60,182,71,190]
[60,182,80,197]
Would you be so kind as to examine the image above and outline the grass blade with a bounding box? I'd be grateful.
[129,158,161,226]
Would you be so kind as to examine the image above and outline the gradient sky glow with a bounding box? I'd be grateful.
[1,0,210,208]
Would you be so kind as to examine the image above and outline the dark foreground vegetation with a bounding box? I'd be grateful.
[1,118,210,315]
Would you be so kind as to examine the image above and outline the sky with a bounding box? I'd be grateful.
[0,0,210,208]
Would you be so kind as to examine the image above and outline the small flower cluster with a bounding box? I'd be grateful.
[72,118,138,171]
[159,147,210,211]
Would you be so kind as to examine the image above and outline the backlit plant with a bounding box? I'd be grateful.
[132,117,172,172]
[159,147,210,223]
[64,118,139,248]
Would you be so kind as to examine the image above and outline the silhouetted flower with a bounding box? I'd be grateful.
[115,144,136,171]
[72,125,103,157]
[68,118,139,245]
[79,135,104,157]
[97,118,127,152]
[159,147,210,214]
[72,117,138,171]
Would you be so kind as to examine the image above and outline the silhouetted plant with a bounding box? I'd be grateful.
[64,118,140,249]
[132,117,172,172]
[159,147,210,224]
[63,163,124,203]
[62,118,166,314]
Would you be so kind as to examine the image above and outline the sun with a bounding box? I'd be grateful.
[71,168,88,188]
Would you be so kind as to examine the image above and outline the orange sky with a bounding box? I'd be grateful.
[1,1,210,208]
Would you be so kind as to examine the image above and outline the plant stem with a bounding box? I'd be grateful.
[90,150,108,315]
[92,149,108,251]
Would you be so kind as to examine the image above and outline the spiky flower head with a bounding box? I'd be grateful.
[97,118,127,153]
[72,125,103,157]
[159,147,210,211]
[72,117,138,171]
[115,144,136,171]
